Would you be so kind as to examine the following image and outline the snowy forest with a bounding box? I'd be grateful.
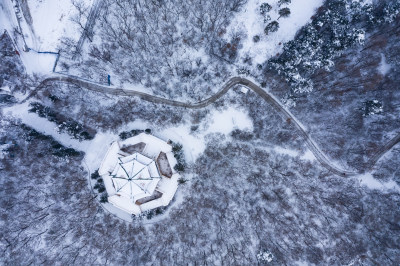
[1,0,400,265]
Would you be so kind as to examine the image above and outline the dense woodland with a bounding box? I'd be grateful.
[60,0,247,100]
[1,112,399,264]
[265,1,400,172]
[1,0,400,265]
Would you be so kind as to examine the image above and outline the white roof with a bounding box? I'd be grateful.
[108,195,141,214]
[98,142,120,176]
[111,153,161,203]
[120,133,172,158]
[98,133,180,215]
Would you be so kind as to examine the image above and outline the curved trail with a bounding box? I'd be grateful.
[25,75,400,177]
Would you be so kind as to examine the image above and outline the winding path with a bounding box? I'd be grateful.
[25,75,400,177]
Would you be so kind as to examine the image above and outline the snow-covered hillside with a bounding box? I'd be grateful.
[227,0,323,65]
[1,0,400,264]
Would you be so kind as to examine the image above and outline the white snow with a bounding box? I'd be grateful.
[206,107,253,135]
[227,0,323,65]
[102,202,133,222]
[160,125,205,163]
[0,0,95,75]
[0,85,11,92]
[257,250,273,262]
[28,0,92,51]
[240,86,249,94]
[357,173,400,193]
[274,146,299,157]
[378,53,391,76]
[161,107,254,162]
[259,146,316,162]
[98,133,179,215]
[121,82,154,94]
[300,149,316,161]
[20,51,58,74]
[0,0,62,75]
[84,132,117,171]
[3,101,91,150]
[121,133,172,157]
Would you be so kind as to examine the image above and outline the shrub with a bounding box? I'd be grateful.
[155,207,165,215]
[264,21,279,35]
[260,3,272,15]
[92,169,108,203]
[28,102,95,141]
[119,129,144,140]
[279,7,291,18]
[21,124,82,158]
[146,210,154,220]
[190,125,199,132]
[278,0,291,6]
[237,67,250,75]
[142,207,167,220]
[174,163,185,173]
[172,143,183,153]
[178,177,187,184]
[171,142,186,173]
[48,94,60,103]
[100,193,108,203]
[91,170,100,179]
[361,100,383,116]
[52,147,81,157]
[253,35,260,43]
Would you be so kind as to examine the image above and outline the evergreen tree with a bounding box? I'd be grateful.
[278,0,291,7]
[264,21,279,35]
[278,7,291,18]
[260,3,272,15]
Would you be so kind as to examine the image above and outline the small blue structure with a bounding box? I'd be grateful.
[107,75,111,86]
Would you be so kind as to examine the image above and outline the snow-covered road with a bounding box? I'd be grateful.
[19,74,400,178]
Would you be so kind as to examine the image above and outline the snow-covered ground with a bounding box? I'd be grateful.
[3,101,91,150]
[0,0,93,75]
[378,53,391,76]
[121,82,154,95]
[227,0,323,65]
[161,106,254,162]
[3,102,256,222]
[19,51,58,75]
[357,173,400,193]
[4,100,254,169]
[4,97,320,173]
[28,0,91,51]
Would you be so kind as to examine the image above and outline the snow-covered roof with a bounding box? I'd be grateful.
[111,153,161,202]
[120,133,172,157]
[98,133,180,215]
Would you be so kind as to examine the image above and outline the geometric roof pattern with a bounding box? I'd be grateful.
[110,152,161,203]
[99,133,180,217]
